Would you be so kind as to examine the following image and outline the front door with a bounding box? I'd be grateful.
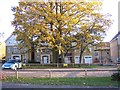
[74,56,80,64]
[84,56,92,64]
[43,56,49,64]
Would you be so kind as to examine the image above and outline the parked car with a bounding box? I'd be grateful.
[2,59,22,70]
[117,59,120,64]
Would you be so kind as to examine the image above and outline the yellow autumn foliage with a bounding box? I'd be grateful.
[12,1,112,55]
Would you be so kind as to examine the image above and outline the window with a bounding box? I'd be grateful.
[66,53,72,56]
[22,48,26,53]
[13,47,17,53]
[94,52,98,56]
[75,57,79,59]
[68,57,72,61]
[107,52,109,54]
[7,47,11,53]
[41,49,50,53]
[97,33,100,36]
[89,48,92,52]
[37,48,40,53]
[13,56,20,60]
[42,49,45,53]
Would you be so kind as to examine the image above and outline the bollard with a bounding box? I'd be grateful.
[85,70,87,76]
[49,70,52,78]
[57,63,59,68]
[16,70,18,79]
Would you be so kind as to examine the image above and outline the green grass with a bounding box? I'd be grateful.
[23,64,116,69]
[23,65,57,69]
[3,77,120,87]
[79,65,114,68]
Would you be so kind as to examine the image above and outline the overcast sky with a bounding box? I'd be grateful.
[0,0,119,42]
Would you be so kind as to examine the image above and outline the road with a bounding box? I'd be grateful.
[2,82,120,90]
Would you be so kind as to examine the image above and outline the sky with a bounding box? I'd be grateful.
[0,0,119,42]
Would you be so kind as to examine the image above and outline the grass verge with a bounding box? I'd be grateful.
[2,77,120,87]
[23,64,115,69]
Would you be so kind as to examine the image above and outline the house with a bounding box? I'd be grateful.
[0,42,6,60]
[5,34,53,64]
[93,42,111,64]
[5,34,23,60]
[5,34,94,64]
[64,48,93,64]
[110,31,120,63]
[109,6,120,63]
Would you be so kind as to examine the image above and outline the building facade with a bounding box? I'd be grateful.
[0,42,6,60]
[5,34,53,64]
[110,31,120,63]
[5,34,94,64]
[93,42,111,64]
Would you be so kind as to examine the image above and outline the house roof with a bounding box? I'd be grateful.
[110,31,120,42]
[5,34,13,43]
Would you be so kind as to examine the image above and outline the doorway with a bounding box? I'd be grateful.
[42,55,50,64]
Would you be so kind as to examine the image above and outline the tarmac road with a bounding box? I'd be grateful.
[2,82,120,90]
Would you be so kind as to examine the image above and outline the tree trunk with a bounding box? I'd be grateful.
[52,48,59,63]
[61,52,64,63]
[79,52,82,63]
[31,43,35,62]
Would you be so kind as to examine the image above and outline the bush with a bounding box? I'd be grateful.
[111,72,120,81]
[0,73,7,80]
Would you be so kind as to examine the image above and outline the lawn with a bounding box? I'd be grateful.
[22,64,116,69]
[2,77,120,87]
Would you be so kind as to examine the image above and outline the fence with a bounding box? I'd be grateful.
[2,69,119,78]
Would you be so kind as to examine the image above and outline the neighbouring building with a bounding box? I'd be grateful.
[109,3,120,63]
[5,34,94,64]
[110,31,120,63]
[0,42,6,60]
[93,42,111,64]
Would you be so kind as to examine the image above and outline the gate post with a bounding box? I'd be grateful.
[49,70,52,78]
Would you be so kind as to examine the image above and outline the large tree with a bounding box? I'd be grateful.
[74,12,112,63]
[12,1,112,63]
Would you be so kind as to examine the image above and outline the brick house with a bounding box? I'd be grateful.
[5,34,53,64]
[5,34,94,64]
[5,34,24,60]
[110,31,120,63]
[93,42,111,64]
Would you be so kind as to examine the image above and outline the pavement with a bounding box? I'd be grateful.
[1,68,118,78]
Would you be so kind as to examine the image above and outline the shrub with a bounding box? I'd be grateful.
[0,73,7,80]
[111,71,120,81]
